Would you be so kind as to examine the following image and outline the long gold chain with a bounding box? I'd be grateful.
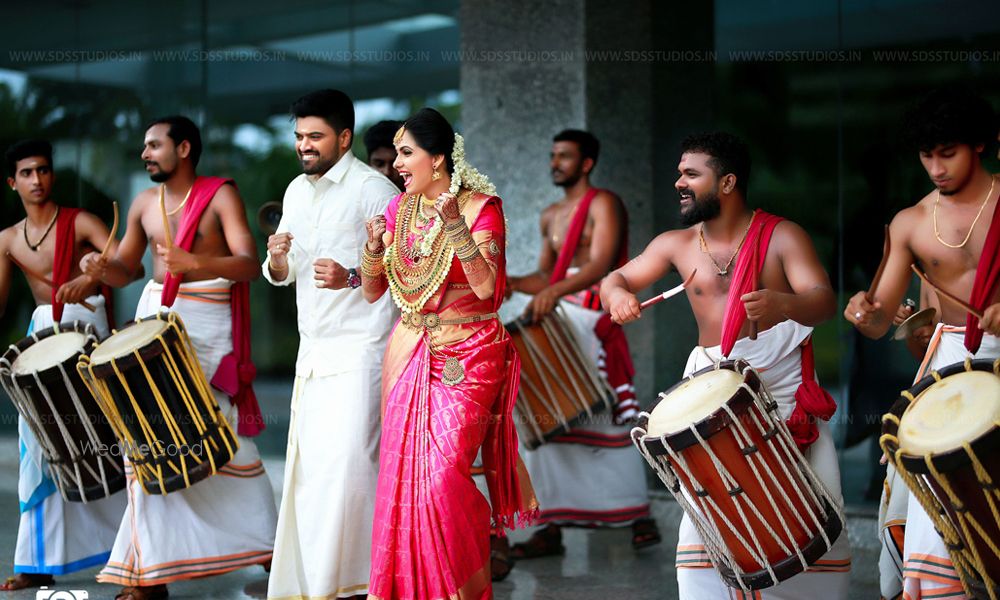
[933,175,996,249]
[161,184,194,217]
[698,211,756,277]
[23,206,60,251]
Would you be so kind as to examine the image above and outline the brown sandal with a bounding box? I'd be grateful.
[510,524,564,559]
[115,584,169,600]
[631,517,662,550]
[490,534,515,582]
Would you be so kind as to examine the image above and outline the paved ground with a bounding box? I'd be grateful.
[0,379,883,599]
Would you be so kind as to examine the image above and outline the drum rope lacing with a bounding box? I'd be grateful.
[632,362,844,591]
[879,357,1000,600]
[78,312,237,495]
[510,306,615,445]
[0,322,123,502]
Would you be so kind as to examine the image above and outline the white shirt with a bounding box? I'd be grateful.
[263,151,400,378]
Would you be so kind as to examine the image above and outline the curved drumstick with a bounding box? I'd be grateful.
[639,269,697,311]
[100,201,119,258]
[6,252,96,312]
[910,264,983,320]
[867,225,891,301]
[159,185,173,249]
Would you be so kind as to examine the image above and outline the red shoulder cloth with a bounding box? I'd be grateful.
[719,210,834,451]
[965,197,1000,353]
[161,176,263,437]
[51,207,116,327]
[719,210,784,357]
[51,207,83,322]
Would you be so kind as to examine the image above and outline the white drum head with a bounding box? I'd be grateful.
[90,320,170,365]
[647,368,743,436]
[899,370,1000,455]
[11,332,88,375]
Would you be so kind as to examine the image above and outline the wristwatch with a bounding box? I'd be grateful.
[347,267,362,289]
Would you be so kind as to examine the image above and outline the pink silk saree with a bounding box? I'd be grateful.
[369,192,536,600]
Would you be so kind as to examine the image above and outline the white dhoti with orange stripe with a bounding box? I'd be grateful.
[13,298,127,576]
[521,301,651,527]
[97,278,278,586]
[896,324,999,600]
[675,320,851,599]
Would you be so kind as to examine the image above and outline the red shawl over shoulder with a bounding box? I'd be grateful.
[720,210,835,451]
[160,176,263,437]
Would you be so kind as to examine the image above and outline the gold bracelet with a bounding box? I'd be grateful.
[361,246,385,277]
[456,241,481,262]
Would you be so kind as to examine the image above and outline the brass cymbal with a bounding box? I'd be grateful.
[892,307,937,341]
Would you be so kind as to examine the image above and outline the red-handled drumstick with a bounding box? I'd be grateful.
[6,252,96,312]
[911,264,983,320]
[640,269,697,311]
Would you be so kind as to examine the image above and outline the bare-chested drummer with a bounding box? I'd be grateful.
[601,131,851,599]
[845,88,999,600]
[506,130,658,566]
[81,116,277,600]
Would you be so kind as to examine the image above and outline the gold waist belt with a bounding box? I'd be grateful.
[400,311,498,332]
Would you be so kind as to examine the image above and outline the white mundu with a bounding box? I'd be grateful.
[521,300,651,528]
[12,298,127,576]
[97,278,278,587]
[264,151,399,600]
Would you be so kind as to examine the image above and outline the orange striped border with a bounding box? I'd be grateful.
[902,554,960,585]
[98,549,272,586]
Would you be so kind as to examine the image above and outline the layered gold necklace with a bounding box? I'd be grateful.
[385,190,471,313]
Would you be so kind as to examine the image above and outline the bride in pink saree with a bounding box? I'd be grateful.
[360,108,536,599]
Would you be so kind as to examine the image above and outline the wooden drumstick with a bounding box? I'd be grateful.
[100,201,119,258]
[910,264,983,320]
[867,225,891,301]
[749,237,760,340]
[6,252,96,312]
[639,269,697,310]
[159,185,173,250]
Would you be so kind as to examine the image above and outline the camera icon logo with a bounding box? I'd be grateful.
[36,586,89,600]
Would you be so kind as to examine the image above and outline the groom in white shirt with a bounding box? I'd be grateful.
[263,89,399,600]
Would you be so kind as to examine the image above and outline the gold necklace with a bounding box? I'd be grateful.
[161,184,194,217]
[23,206,60,251]
[933,175,996,249]
[698,211,756,277]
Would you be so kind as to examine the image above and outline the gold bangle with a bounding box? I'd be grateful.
[360,259,384,278]
[361,247,385,277]
[456,241,481,262]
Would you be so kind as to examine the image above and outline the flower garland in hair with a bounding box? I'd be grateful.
[449,133,496,197]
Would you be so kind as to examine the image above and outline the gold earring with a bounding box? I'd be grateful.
[432,165,442,181]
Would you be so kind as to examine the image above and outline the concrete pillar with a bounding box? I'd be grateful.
[461,0,714,402]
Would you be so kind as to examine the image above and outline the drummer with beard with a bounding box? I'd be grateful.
[601,132,852,599]
[81,116,277,600]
